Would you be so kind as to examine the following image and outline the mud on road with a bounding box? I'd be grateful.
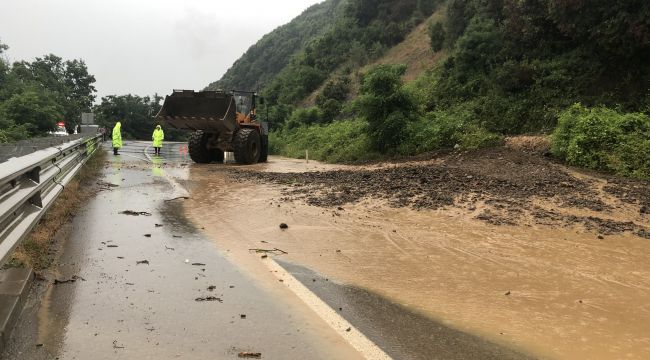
[181,146,650,360]
[233,147,649,239]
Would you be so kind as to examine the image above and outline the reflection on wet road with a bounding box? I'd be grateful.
[1,143,361,359]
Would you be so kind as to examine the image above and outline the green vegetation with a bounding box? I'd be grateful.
[418,0,650,135]
[356,64,417,153]
[272,66,502,162]
[428,21,445,51]
[209,0,649,178]
[270,119,376,163]
[552,104,650,179]
[206,0,348,92]
[399,104,502,155]
[0,40,171,144]
[261,0,439,120]
[0,41,96,142]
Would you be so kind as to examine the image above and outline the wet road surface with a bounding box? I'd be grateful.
[2,142,362,359]
[3,141,552,360]
[277,260,530,360]
[183,153,650,359]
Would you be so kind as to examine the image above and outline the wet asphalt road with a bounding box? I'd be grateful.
[277,260,531,360]
[2,141,533,360]
[1,141,360,359]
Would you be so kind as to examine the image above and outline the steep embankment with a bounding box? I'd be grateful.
[206,0,441,105]
[364,4,446,82]
[205,0,346,91]
[303,4,449,107]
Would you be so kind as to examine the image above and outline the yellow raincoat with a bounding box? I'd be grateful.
[152,125,164,147]
[112,122,122,148]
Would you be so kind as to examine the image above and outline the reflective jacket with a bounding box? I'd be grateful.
[152,125,164,147]
[112,122,122,148]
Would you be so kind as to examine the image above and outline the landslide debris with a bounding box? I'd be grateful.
[232,147,649,238]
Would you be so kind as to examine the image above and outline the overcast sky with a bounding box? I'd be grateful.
[0,0,322,100]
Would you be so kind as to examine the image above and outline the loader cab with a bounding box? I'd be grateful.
[232,91,257,121]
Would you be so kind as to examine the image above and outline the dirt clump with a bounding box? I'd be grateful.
[232,147,649,238]
[603,177,650,210]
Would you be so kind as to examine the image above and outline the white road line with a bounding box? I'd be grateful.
[149,145,384,357]
[144,145,153,162]
[265,259,393,360]
[119,152,149,162]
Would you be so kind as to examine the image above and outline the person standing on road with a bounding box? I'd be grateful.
[112,121,122,155]
[152,124,164,155]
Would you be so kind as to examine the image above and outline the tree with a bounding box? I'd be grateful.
[0,41,97,142]
[428,21,446,51]
[62,59,97,130]
[0,40,14,101]
[0,88,63,136]
[356,64,416,153]
[93,94,185,141]
[94,94,157,140]
[0,41,31,142]
[9,54,96,132]
[0,41,8,81]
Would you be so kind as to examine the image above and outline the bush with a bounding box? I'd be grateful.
[319,99,343,122]
[285,107,322,129]
[399,105,502,154]
[270,119,377,163]
[551,104,650,179]
[0,123,32,143]
[315,75,350,107]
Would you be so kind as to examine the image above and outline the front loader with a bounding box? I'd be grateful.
[155,90,268,164]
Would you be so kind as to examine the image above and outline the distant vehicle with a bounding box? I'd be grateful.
[49,122,69,137]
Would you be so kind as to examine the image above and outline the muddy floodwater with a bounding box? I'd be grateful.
[185,155,650,360]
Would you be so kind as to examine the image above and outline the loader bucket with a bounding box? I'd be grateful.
[155,90,237,133]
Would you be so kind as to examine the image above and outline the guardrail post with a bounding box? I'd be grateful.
[29,191,43,208]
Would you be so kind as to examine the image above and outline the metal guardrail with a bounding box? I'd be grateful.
[0,135,103,267]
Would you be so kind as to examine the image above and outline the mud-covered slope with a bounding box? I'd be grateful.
[205,0,346,91]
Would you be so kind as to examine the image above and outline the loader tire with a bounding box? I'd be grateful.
[259,135,269,163]
[233,128,261,164]
[188,131,212,163]
[212,148,224,163]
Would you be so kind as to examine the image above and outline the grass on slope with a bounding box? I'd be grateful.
[301,6,448,107]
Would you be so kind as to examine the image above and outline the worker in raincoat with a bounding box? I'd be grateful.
[112,121,122,155]
[152,125,164,155]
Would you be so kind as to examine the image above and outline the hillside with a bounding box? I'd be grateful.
[206,0,649,179]
[302,4,448,107]
[363,3,446,82]
[205,0,346,91]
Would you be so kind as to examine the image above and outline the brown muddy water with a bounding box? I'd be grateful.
[184,156,650,360]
